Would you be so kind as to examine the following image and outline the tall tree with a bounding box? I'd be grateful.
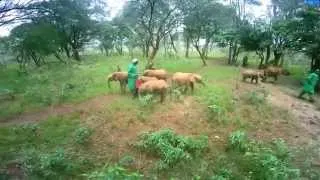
[183,0,234,66]
[29,0,105,60]
[0,0,33,26]
[121,0,181,62]
[289,7,320,70]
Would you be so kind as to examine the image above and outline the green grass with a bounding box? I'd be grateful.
[0,113,99,179]
[0,54,318,179]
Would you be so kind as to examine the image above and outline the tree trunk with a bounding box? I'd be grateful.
[72,48,80,61]
[274,50,282,66]
[266,45,271,65]
[185,37,190,58]
[149,47,158,63]
[64,46,71,58]
[200,54,207,66]
[256,50,265,69]
[170,34,177,54]
[194,45,207,66]
[311,56,315,70]
[228,42,232,65]
[231,42,240,64]
[313,56,320,71]
[54,53,66,64]
[279,55,285,67]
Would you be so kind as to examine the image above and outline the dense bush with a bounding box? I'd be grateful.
[74,127,93,145]
[23,148,78,179]
[227,131,300,180]
[228,130,248,152]
[136,129,208,169]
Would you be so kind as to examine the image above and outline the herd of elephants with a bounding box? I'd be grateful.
[106,59,287,102]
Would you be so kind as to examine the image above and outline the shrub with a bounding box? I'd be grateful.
[227,131,300,180]
[136,129,208,169]
[23,148,77,179]
[85,165,143,180]
[206,93,227,122]
[74,127,93,145]
[172,89,183,102]
[228,131,248,152]
[139,94,154,107]
[243,89,269,106]
[244,149,300,180]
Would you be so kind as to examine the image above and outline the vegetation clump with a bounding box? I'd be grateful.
[136,129,208,169]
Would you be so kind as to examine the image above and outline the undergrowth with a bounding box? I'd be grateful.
[227,131,300,180]
[136,129,208,170]
[85,165,143,180]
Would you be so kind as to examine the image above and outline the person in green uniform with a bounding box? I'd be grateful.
[298,69,320,102]
[128,58,139,97]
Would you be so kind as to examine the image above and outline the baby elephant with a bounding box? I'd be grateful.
[262,66,283,82]
[143,69,168,80]
[138,76,158,83]
[107,72,128,93]
[172,72,205,93]
[138,79,169,103]
[241,69,264,84]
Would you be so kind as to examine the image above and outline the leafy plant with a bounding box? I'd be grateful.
[228,131,248,152]
[172,89,183,102]
[243,89,269,106]
[139,94,154,107]
[23,148,78,179]
[136,129,208,169]
[85,165,143,180]
[74,127,92,145]
[227,131,300,180]
[206,93,226,122]
[244,149,300,180]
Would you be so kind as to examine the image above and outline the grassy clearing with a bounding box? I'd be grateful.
[0,55,319,179]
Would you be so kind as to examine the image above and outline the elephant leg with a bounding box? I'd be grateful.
[190,82,194,93]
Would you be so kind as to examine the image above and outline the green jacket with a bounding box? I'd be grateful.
[303,72,319,94]
[127,63,138,91]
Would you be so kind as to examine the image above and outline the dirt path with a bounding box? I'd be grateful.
[265,83,320,142]
[0,94,120,126]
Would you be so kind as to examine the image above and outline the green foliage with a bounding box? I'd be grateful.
[227,131,300,180]
[136,129,208,169]
[183,0,235,63]
[74,127,93,145]
[23,148,79,179]
[138,94,154,107]
[172,89,184,102]
[205,92,229,123]
[228,131,248,152]
[244,149,300,180]
[85,165,143,180]
[119,155,135,167]
[243,89,269,106]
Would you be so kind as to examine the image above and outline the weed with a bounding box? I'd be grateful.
[85,165,143,180]
[136,110,147,122]
[139,94,154,108]
[227,131,300,180]
[74,127,93,145]
[243,88,269,106]
[171,89,183,102]
[228,131,248,153]
[136,129,208,169]
[206,93,226,122]
[23,148,78,179]
[119,155,135,167]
